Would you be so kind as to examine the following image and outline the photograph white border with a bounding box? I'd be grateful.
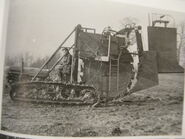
[0,0,184,138]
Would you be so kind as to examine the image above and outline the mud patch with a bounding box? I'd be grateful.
[1,73,184,136]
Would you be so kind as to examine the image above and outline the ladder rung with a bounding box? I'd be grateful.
[111,72,117,74]
[111,58,118,61]
[111,71,118,73]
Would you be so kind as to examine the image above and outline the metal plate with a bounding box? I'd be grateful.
[148,26,183,72]
[131,51,158,92]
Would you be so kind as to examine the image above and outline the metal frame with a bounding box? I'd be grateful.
[82,27,96,34]
[31,25,82,81]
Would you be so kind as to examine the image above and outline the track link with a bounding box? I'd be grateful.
[10,81,96,105]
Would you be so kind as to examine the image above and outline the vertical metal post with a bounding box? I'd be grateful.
[70,26,79,83]
[21,56,24,74]
[117,51,122,91]
[135,29,143,60]
[108,35,111,58]
[70,56,74,83]
[117,59,119,91]
[109,60,111,95]
[71,24,81,83]
[108,34,111,96]
[77,57,81,83]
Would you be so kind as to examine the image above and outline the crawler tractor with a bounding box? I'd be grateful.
[7,24,159,105]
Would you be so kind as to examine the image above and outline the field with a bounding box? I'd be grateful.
[1,73,184,136]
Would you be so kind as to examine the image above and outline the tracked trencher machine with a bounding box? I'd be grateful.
[7,24,159,105]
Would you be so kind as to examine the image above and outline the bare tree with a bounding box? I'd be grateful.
[5,54,23,67]
[177,21,185,61]
[120,17,139,45]
[120,17,139,28]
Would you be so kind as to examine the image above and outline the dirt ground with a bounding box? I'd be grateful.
[1,73,184,137]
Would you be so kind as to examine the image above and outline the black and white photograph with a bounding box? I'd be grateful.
[0,0,185,137]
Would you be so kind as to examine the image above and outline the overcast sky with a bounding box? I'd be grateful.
[5,0,185,59]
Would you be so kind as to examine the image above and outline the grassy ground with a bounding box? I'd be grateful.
[1,73,184,136]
